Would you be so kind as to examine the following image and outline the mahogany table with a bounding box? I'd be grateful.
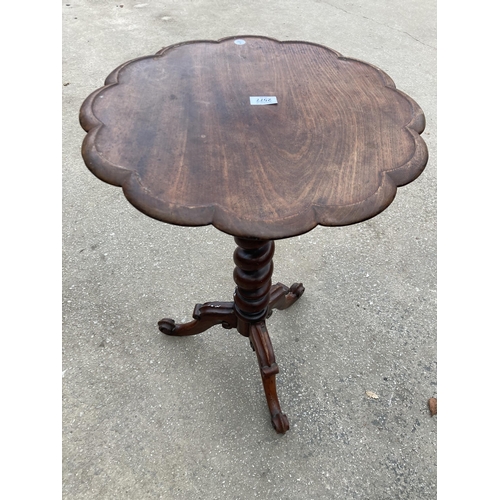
[80,36,428,434]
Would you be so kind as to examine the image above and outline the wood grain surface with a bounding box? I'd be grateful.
[80,36,428,239]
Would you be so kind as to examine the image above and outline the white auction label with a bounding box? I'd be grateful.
[249,96,278,105]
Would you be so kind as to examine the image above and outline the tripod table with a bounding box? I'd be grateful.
[80,36,428,434]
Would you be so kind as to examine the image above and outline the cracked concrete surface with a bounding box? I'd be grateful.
[63,1,436,498]
[319,0,436,49]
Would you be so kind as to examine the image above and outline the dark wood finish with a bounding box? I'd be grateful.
[158,237,304,433]
[233,238,274,335]
[158,302,236,336]
[80,35,428,240]
[267,282,305,316]
[249,321,289,433]
[80,36,428,433]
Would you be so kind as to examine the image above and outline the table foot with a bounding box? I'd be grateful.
[158,301,236,336]
[249,321,290,434]
[272,412,290,434]
[267,282,305,317]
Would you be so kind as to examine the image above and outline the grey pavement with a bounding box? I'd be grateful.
[62,1,437,498]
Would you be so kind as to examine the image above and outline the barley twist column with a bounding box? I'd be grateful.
[232,237,289,433]
[233,238,274,336]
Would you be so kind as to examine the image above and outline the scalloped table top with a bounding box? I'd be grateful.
[80,36,428,240]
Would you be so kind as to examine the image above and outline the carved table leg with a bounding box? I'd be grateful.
[249,321,290,433]
[267,282,305,317]
[159,301,236,336]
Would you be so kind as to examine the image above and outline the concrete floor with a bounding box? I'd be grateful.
[62,1,436,498]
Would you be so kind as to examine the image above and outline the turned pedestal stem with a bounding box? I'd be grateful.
[232,238,289,433]
[233,238,274,336]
